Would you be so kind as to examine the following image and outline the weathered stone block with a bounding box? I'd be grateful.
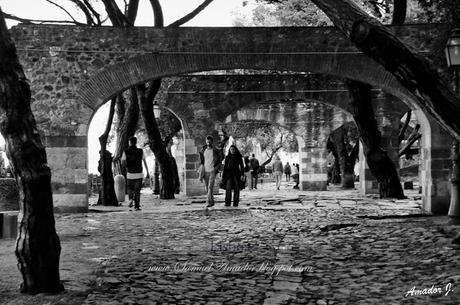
[45,136,87,147]
[186,162,197,170]
[0,212,18,239]
[51,169,87,184]
[53,194,88,213]
[0,179,19,211]
[431,148,451,159]
[186,154,199,163]
[301,181,327,191]
[403,181,413,190]
[52,182,88,194]
[186,170,199,179]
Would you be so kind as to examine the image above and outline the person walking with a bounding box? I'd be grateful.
[292,163,300,189]
[273,156,283,190]
[244,155,251,189]
[199,135,222,207]
[221,145,245,207]
[284,162,291,182]
[122,136,149,210]
[249,154,260,190]
[165,136,180,194]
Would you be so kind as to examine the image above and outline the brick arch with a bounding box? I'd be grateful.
[76,52,422,119]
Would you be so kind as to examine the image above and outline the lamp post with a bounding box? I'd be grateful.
[153,101,161,195]
[445,28,460,217]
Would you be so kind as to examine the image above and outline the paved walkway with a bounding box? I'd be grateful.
[0,181,459,305]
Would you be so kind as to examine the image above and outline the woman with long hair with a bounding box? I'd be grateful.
[222,145,245,207]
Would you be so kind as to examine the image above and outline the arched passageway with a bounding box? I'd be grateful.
[86,102,187,202]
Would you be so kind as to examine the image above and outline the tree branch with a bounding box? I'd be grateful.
[66,0,96,25]
[82,0,102,25]
[101,0,132,26]
[148,0,164,26]
[126,0,140,25]
[168,0,214,27]
[2,11,86,25]
[399,133,421,157]
[45,0,82,25]
[398,110,411,144]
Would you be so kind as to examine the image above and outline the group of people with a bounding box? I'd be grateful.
[271,157,300,190]
[119,134,301,210]
[199,136,261,207]
[199,135,301,208]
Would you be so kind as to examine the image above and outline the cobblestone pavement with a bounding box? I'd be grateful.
[1,181,459,305]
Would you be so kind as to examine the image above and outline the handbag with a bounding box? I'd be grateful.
[239,175,246,190]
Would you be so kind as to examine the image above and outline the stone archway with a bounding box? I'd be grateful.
[10,24,450,212]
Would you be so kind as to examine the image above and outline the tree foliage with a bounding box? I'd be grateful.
[221,121,298,164]
[253,0,459,25]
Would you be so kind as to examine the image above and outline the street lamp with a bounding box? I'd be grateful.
[445,28,460,69]
[445,28,460,218]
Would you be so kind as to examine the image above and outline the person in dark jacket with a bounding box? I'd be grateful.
[122,136,149,210]
[222,145,245,207]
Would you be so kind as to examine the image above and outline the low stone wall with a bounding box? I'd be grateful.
[0,178,19,211]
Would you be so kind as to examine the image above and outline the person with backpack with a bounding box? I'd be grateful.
[249,154,260,190]
[121,136,149,210]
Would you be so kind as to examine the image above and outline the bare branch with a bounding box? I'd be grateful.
[168,0,214,27]
[398,110,411,144]
[82,0,102,25]
[399,133,421,157]
[66,0,96,25]
[101,0,132,26]
[148,0,164,26]
[45,0,81,25]
[2,11,86,25]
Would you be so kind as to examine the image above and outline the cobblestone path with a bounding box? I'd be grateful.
[0,183,459,305]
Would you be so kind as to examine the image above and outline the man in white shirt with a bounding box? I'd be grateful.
[199,136,222,207]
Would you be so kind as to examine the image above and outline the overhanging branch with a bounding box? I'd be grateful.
[168,0,214,27]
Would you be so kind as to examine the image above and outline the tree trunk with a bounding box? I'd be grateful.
[347,80,405,199]
[327,139,341,184]
[343,143,359,188]
[327,126,358,187]
[113,90,139,175]
[137,81,175,199]
[0,10,63,294]
[97,150,118,206]
[310,0,460,141]
[392,0,407,25]
[97,98,118,206]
